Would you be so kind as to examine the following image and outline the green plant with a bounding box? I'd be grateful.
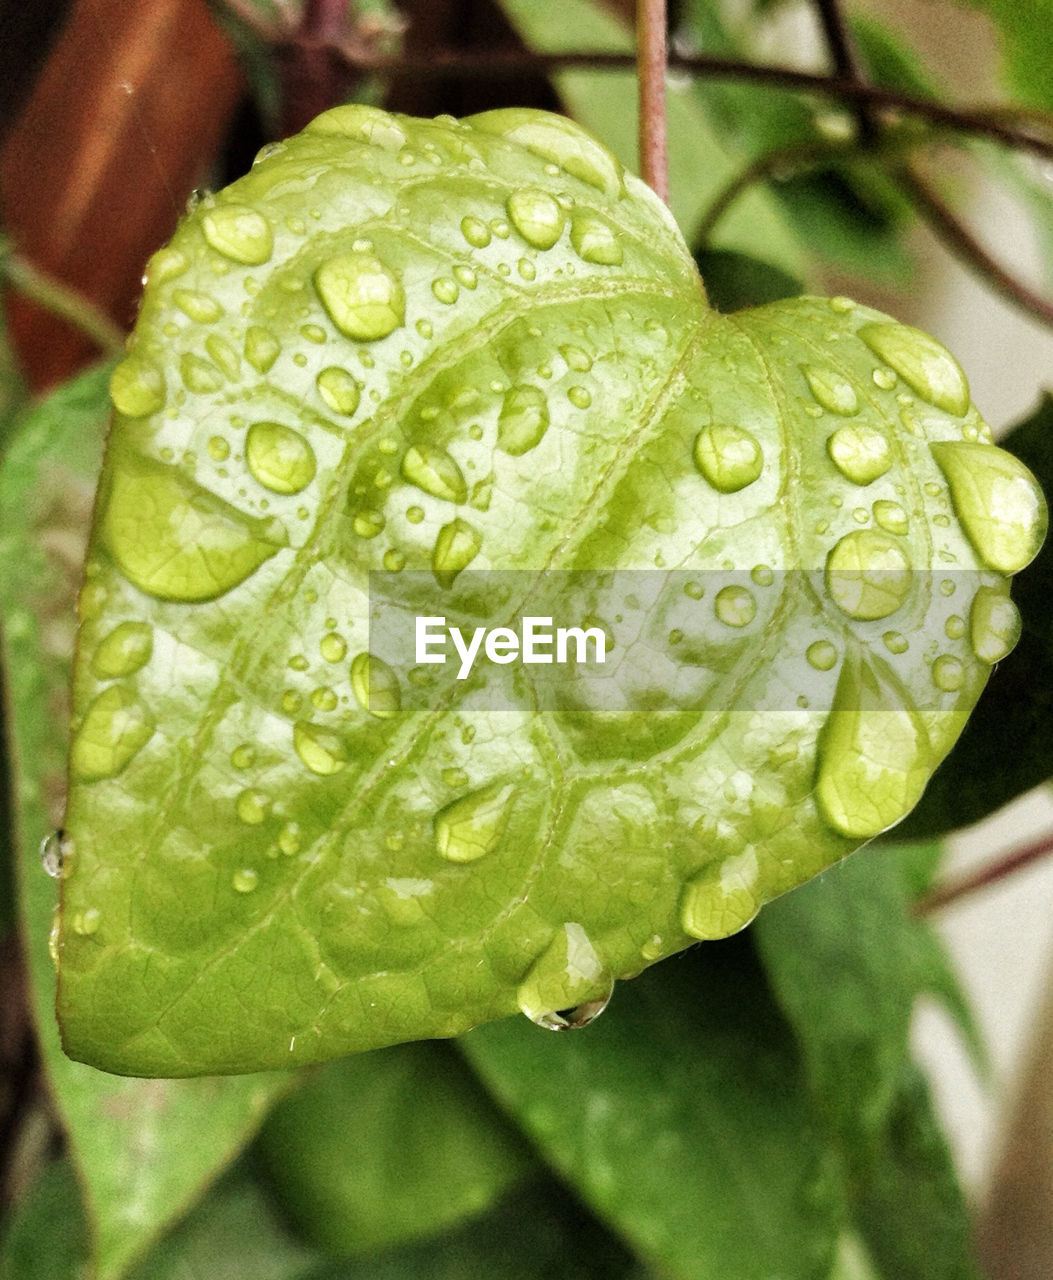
[2,1,1053,1278]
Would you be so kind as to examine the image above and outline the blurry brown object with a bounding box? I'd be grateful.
[0,0,244,390]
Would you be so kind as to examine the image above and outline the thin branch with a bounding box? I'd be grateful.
[637,0,669,202]
[812,0,877,143]
[915,829,1053,916]
[896,161,1053,329]
[1,253,126,357]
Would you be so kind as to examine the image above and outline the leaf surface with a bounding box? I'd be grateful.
[0,368,291,1278]
[56,107,1044,1075]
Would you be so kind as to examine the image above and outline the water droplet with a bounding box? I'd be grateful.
[236,789,270,824]
[208,435,230,462]
[145,246,188,285]
[516,923,614,1030]
[434,781,516,862]
[681,855,760,940]
[816,651,932,838]
[873,499,909,535]
[567,385,591,409]
[825,530,911,620]
[103,455,285,601]
[245,421,317,494]
[172,289,223,324]
[70,685,155,780]
[311,685,338,711]
[453,264,477,290]
[231,743,255,769]
[693,424,763,493]
[401,444,467,503]
[932,654,965,692]
[350,653,401,719]
[568,211,623,265]
[882,631,908,655]
[300,323,327,345]
[320,632,346,663]
[232,868,259,893]
[353,510,385,538]
[406,504,425,524]
[714,585,756,627]
[201,204,273,265]
[827,424,892,486]
[278,821,302,855]
[970,586,1021,664]
[433,518,482,587]
[293,720,348,774]
[72,907,101,936]
[281,690,302,715]
[859,322,970,416]
[807,639,838,671]
[829,296,855,313]
[307,104,406,150]
[180,353,224,394]
[40,829,74,879]
[497,384,549,455]
[460,215,491,247]
[432,277,459,304]
[383,548,406,572]
[945,614,966,640]
[245,326,281,373]
[203,335,240,381]
[930,442,1047,573]
[315,252,404,341]
[684,580,704,600]
[91,620,153,679]
[471,108,624,195]
[506,188,565,249]
[751,564,774,587]
[803,365,859,416]
[312,368,359,418]
[110,358,165,418]
[517,258,536,282]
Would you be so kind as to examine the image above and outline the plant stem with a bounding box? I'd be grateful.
[813,0,876,143]
[637,0,669,202]
[1,254,125,358]
[916,829,1053,916]
[896,161,1053,328]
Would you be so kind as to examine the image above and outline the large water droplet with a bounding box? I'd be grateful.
[460,215,492,248]
[497,385,550,455]
[40,829,74,879]
[70,685,155,781]
[569,211,623,265]
[91,620,153,679]
[202,204,274,265]
[681,855,760,940]
[693,424,763,493]
[306,104,407,151]
[825,530,911,620]
[930,441,1047,573]
[110,358,165,418]
[873,500,909,535]
[827,424,892,486]
[102,454,286,601]
[435,781,516,863]
[315,252,404,341]
[173,289,224,324]
[245,326,281,373]
[516,923,614,1031]
[469,109,624,196]
[931,654,965,692]
[316,367,360,416]
[433,518,482,587]
[350,652,401,719]
[816,651,931,838]
[970,586,1022,664]
[245,421,317,495]
[859,323,970,416]
[293,720,348,775]
[506,188,565,249]
[806,639,838,671]
[401,444,467,503]
[714,585,756,628]
[803,365,859,416]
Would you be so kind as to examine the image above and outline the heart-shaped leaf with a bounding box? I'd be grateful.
[57,106,1045,1076]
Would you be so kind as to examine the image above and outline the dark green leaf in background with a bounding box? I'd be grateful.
[0,368,292,1279]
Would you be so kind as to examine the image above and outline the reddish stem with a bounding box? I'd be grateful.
[637,0,669,202]
[916,830,1053,916]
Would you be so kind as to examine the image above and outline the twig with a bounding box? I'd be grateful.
[915,829,1053,916]
[1,253,125,357]
[812,0,876,144]
[896,160,1053,329]
[637,0,669,202]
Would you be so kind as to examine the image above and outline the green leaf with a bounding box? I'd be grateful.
[954,0,1053,111]
[0,1159,90,1280]
[896,394,1053,837]
[497,0,805,272]
[0,367,292,1279]
[850,1065,983,1280]
[463,939,846,1280]
[57,106,1044,1075]
[255,1041,534,1256]
[755,841,979,1145]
